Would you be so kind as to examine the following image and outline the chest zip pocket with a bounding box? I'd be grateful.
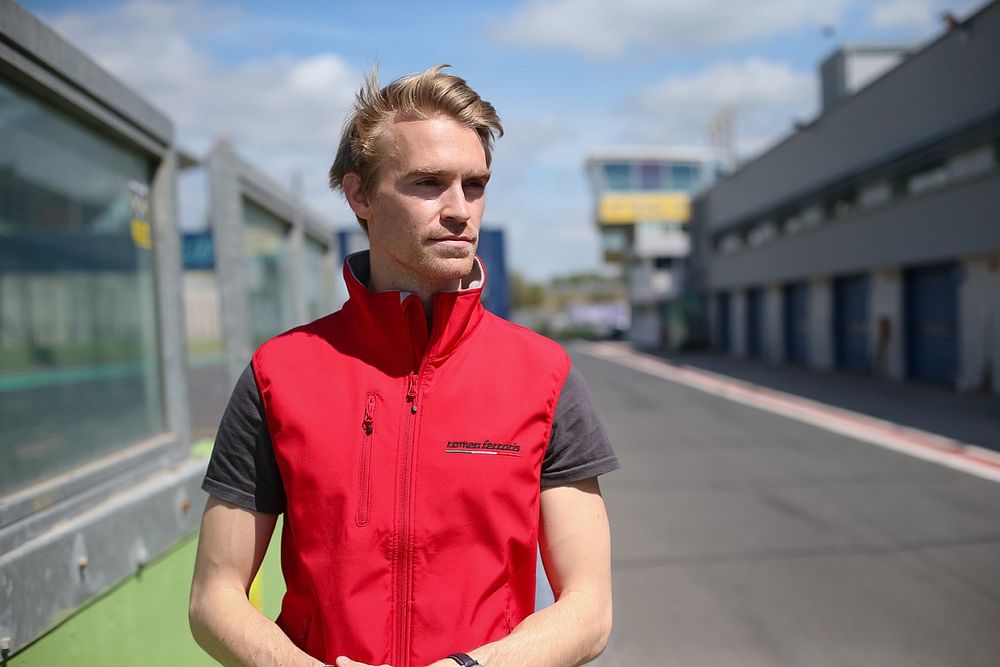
[356,393,377,527]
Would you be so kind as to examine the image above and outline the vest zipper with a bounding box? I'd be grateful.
[395,369,421,666]
[356,393,377,527]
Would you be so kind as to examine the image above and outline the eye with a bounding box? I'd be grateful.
[415,177,439,187]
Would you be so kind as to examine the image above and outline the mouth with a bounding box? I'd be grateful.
[431,236,475,245]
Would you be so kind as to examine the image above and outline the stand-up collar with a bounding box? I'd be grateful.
[341,251,487,370]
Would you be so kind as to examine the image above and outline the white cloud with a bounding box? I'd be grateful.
[870,0,937,32]
[497,0,849,57]
[869,0,985,34]
[628,58,817,159]
[45,0,358,228]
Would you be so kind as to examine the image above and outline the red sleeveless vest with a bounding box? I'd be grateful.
[252,253,570,666]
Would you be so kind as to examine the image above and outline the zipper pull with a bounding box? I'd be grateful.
[406,373,418,413]
[362,394,376,434]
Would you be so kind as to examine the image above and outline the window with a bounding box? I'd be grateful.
[747,220,778,247]
[718,232,744,254]
[670,164,696,191]
[947,144,996,182]
[603,163,631,191]
[601,227,629,253]
[826,191,857,219]
[639,163,663,190]
[784,205,824,235]
[859,181,892,209]
[242,198,294,347]
[0,78,163,497]
[636,221,683,241]
[906,162,948,195]
[654,256,684,270]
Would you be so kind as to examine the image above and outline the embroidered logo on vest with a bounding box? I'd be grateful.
[445,439,521,457]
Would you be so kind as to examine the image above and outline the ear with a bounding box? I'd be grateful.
[342,173,373,222]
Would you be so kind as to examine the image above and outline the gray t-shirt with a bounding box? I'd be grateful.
[203,363,619,513]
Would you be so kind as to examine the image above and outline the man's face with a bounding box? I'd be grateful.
[364,115,490,289]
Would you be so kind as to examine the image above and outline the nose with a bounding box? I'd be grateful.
[440,181,470,224]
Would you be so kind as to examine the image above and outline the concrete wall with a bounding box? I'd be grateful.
[207,143,253,387]
[870,268,904,381]
[959,256,1000,393]
[808,278,834,370]
[764,285,784,363]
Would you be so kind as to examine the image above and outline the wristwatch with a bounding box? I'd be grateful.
[447,652,482,667]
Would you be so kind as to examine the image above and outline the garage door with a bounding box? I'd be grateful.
[834,274,870,372]
[717,292,731,353]
[905,264,959,384]
[783,282,809,365]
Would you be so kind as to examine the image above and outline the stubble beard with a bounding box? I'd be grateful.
[417,243,477,282]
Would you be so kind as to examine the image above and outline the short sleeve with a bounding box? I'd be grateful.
[540,365,620,487]
[202,362,286,513]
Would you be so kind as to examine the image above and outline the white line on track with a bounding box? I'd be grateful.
[577,341,1000,485]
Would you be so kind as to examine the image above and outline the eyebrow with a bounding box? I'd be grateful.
[406,168,491,180]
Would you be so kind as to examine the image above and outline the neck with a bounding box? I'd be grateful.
[368,255,461,328]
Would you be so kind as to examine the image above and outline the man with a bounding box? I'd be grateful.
[189,65,619,667]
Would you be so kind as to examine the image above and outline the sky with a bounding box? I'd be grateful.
[23,0,988,280]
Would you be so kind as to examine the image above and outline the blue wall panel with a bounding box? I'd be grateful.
[476,228,510,320]
[745,287,764,359]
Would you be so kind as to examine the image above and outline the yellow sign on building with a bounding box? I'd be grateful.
[598,193,690,225]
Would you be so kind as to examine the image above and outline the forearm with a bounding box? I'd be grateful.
[463,479,614,667]
[468,589,612,667]
[189,585,323,667]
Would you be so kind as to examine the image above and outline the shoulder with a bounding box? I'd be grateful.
[252,310,343,373]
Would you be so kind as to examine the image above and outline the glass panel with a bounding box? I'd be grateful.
[242,198,292,346]
[670,164,696,191]
[0,77,162,497]
[603,163,631,191]
[907,163,948,195]
[639,163,662,190]
[600,228,628,252]
[303,235,332,321]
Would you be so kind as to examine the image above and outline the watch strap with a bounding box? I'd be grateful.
[447,653,481,667]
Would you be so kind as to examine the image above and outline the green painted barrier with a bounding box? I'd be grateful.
[10,510,285,665]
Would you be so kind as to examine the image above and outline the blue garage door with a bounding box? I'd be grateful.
[783,282,809,364]
[745,287,764,359]
[717,292,731,353]
[834,274,870,372]
[905,264,959,384]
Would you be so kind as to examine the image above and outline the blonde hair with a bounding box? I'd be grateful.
[329,64,503,233]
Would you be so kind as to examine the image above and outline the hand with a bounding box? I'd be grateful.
[334,656,391,667]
